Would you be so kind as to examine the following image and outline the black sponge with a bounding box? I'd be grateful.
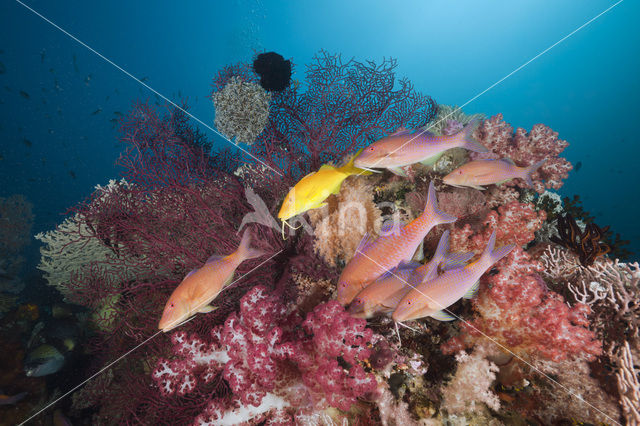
[253,52,292,92]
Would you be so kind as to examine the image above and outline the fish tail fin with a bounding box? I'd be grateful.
[457,118,489,153]
[422,181,457,225]
[523,158,547,187]
[339,148,372,176]
[237,229,266,261]
[479,230,515,268]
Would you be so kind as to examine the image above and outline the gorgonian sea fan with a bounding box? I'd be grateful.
[212,50,437,178]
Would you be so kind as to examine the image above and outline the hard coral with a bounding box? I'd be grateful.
[308,177,382,267]
[472,114,572,193]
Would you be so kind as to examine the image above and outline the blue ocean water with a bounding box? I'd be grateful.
[1,0,638,263]
[0,0,638,424]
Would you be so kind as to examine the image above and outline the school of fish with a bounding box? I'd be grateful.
[159,119,542,331]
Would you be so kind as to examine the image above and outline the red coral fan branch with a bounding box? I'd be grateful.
[471,114,572,193]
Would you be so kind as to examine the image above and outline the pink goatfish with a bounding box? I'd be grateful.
[392,230,514,323]
[347,231,473,318]
[337,181,457,305]
[354,119,488,176]
[443,158,547,190]
[158,229,265,332]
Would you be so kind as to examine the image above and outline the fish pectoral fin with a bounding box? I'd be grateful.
[463,280,480,299]
[410,240,424,262]
[420,153,443,166]
[429,310,456,321]
[197,305,218,314]
[222,272,235,288]
[388,166,408,177]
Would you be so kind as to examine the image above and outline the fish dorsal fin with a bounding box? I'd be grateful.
[185,268,198,279]
[206,254,225,265]
[441,252,474,271]
[355,232,376,255]
[376,265,414,282]
[430,310,456,321]
[391,127,411,136]
[502,158,516,165]
[380,219,403,235]
[463,280,480,299]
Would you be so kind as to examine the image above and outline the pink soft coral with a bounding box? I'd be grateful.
[153,287,379,424]
[443,246,602,362]
[471,114,572,193]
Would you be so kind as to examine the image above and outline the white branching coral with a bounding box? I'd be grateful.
[441,348,500,415]
[212,76,271,145]
[616,341,640,425]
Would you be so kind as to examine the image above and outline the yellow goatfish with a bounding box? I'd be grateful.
[158,229,265,332]
[443,158,547,190]
[392,230,514,323]
[337,181,457,305]
[277,151,371,235]
[347,231,472,319]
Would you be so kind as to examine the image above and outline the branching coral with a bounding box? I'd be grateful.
[441,344,500,416]
[471,114,572,193]
[566,259,640,354]
[616,341,640,425]
[212,76,272,144]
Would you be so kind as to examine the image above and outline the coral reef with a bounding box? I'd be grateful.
[213,50,438,176]
[471,113,572,193]
[0,194,33,278]
[33,51,638,425]
[308,177,382,267]
[153,286,379,423]
[212,76,271,144]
